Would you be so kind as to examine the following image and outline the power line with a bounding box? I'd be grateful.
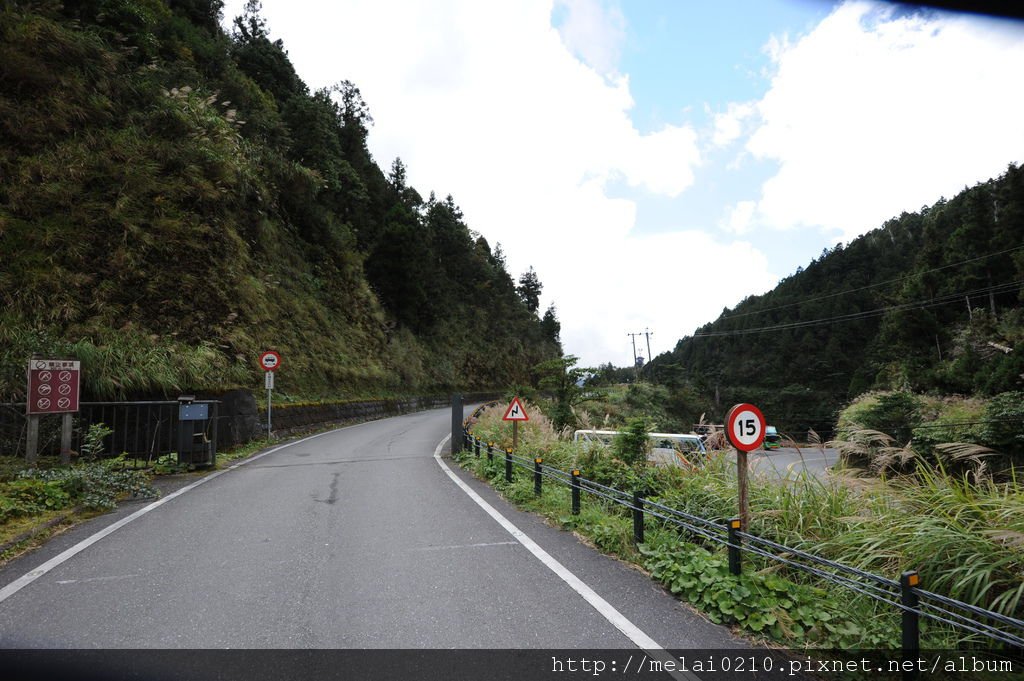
[690,279,1023,338]
[912,418,1023,430]
[719,244,1024,322]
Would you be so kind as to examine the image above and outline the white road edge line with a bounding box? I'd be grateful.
[433,435,699,681]
[0,425,356,605]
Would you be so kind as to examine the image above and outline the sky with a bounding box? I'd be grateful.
[221,0,1024,368]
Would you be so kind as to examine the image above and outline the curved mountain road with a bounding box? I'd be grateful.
[0,407,767,675]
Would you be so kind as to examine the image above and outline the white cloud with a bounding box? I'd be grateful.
[617,123,701,197]
[721,200,757,235]
[557,231,775,367]
[711,101,756,147]
[552,0,626,76]
[742,1,1024,241]
[221,0,729,366]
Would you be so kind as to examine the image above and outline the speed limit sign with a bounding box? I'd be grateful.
[726,403,766,452]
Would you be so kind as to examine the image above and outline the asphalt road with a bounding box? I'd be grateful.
[0,407,753,658]
[748,446,839,480]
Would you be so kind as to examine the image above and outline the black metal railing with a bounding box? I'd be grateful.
[0,401,223,464]
[459,424,1024,659]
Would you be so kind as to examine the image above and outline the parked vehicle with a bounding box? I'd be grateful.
[764,425,783,450]
[572,429,707,468]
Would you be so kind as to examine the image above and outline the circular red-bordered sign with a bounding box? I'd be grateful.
[726,403,766,452]
[259,350,281,372]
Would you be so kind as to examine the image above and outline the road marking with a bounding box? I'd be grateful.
[433,435,698,681]
[55,574,137,585]
[0,426,358,606]
[411,541,518,552]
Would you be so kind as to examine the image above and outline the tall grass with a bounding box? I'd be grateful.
[817,464,1024,618]
[467,409,1024,625]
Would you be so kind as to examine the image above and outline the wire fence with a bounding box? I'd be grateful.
[460,423,1024,656]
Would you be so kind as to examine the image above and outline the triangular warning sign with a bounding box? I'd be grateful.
[502,396,529,422]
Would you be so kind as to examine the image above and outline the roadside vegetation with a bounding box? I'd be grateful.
[0,423,157,562]
[460,397,1024,649]
[0,1,560,404]
[645,164,1024,437]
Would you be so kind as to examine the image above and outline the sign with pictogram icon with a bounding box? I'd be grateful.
[502,397,529,422]
[27,359,80,415]
[259,350,281,371]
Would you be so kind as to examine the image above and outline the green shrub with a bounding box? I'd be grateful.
[640,538,854,643]
[0,479,72,521]
[79,422,115,461]
[981,391,1024,464]
[612,417,650,468]
[15,463,155,513]
[861,391,922,445]
[586,515,633,555]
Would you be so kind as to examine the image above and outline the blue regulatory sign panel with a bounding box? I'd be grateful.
[179,403,209,421]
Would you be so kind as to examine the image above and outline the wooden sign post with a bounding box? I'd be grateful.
[502,397,529,451]
[26,358,81,464]
[725,403,766,531]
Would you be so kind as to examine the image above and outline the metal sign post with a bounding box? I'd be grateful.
[725,403,766,531]
[259,351,281,440]
[265,371,274,438]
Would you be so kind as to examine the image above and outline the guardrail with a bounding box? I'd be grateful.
[459,420,1024,664]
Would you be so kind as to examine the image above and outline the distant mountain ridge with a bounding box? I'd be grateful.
[0,1,560,401]
[647,164,1024,433]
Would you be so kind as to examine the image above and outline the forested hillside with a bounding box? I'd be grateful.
[0,0,561,401]
[647,165,1024,434]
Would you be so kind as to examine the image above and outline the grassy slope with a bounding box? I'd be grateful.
[0,3,557,401]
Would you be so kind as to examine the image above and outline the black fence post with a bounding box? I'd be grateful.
[487,442,494,462]
[450,394,463,455]
[632,492,645,545]
[475,438,481,458]
[727,518,742,576]
[571,469,581,515]
[505,448,513,483]
[534,458,542,496]
[900,571,921,681]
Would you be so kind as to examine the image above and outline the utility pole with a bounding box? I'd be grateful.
[627,332,641,367]
[643,328,653,364]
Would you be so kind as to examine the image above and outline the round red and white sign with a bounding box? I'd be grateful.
[259,350,281,372]
[726,403,766,452]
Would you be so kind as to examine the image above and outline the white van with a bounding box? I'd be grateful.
[572,429,706,467]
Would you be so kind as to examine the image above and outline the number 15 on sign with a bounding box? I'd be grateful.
[725,403,766,531]
[728,404,765,451]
